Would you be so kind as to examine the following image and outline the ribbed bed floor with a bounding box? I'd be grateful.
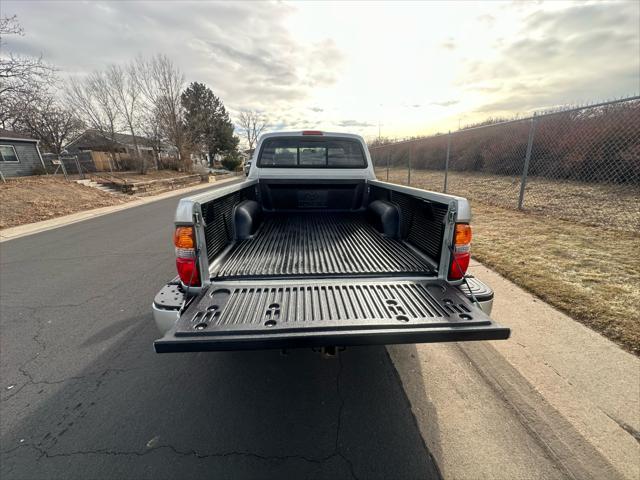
[216,213,433,278]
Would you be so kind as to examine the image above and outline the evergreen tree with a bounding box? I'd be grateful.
[181,82,238,167]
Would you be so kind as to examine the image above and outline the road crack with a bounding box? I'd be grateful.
[603,411,640,444]
[2,367,135,403]
[2,357,359,478]
[333,354,358,480]
[6,443,350,468]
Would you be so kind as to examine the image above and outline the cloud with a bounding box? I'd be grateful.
[204,39,299,85]
[526,3,632,33]
[471,84,505,93]
[465,2,640,114]
[474,66,638,114]
[3,1,344,114]
[337,120,375,128]
[430,100,459,107]
[441,38,456,50]
[477,14,495,25]
[3,1,637,137]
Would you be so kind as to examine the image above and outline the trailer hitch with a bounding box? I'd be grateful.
[312,346,345,359]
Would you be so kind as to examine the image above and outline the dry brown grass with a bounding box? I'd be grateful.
[376,168,640,231]
[377,168,640,354]
[472,203,640,355]
[0,176,131,230]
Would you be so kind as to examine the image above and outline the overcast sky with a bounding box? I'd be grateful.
[3,0,639,139]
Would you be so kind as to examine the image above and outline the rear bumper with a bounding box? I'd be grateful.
[155,323,510,353]
[153,302,180,334]
[152,282,184,334]
[458,275,494,316]
[153,278,509,353]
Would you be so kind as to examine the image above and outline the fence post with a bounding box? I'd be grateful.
[518,116,538,209]
[444,131,451,193]
[74,155,84,180]
[386,151,390,181]
[408,144,412,186]
[59,156,68,180]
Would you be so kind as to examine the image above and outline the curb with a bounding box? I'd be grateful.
[389,261,639,480]
[0,176,242,243]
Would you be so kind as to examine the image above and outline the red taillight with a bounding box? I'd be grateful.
[449,252,470,280]
[176,257,200,286]
[302,130,323,135]
[174,226,200,286]
[449,224,472,280]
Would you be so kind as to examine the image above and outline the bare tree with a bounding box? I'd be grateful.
[66,55,186,172]
[20,95,84,154]
[66,71,122,167]
[0,15,56,129]
[135,54,188,169]
[237,110,268,152]
[106,63,145,172]
[139,103,168,169]
[0,15,23,36]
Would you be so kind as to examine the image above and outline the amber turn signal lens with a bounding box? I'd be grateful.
[454,224,472,246]
[174,226,195,249]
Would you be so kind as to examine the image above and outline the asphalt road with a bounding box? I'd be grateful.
[0,183,441,480]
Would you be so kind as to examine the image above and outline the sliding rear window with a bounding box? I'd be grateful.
[258,138,367,168]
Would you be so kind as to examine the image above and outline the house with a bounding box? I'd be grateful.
[64,129,169,170]
[0,129,47,177]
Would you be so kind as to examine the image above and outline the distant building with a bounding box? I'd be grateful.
[0,129,47,177]
[64,129,161,169]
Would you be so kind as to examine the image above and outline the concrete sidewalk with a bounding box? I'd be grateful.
[390,259,639,479]
[0,176,241,243]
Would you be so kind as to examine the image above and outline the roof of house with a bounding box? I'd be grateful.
[112,131,155,147]
[0,129,38,143]
[66,129,157,150]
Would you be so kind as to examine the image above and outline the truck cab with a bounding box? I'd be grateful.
[153,131,509,353]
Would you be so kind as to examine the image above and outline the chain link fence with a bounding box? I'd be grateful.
[370,96,640,231]
[42,152,98,179]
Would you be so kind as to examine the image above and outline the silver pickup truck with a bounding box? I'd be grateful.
[153,131,509,353]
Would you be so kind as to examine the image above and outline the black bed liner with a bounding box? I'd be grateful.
[154,278,510,353]
[215,213,434,279]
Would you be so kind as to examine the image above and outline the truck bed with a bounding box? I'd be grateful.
[153,177,511,353]
[214,213,434,279]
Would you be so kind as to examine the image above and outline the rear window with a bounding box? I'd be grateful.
[258,138,367,168]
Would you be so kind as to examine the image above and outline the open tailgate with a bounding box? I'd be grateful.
[154,279,510,353]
